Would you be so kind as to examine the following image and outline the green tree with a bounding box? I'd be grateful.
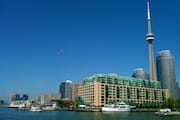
[176,99,180,108]
[57,100,74,108]
[160,98,180,110]
[167,98,176,109]
[75,96,85,105]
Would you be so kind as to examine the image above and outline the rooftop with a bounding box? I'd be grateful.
[82,73,161,89]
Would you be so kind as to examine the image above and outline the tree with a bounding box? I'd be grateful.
[75,96,85,105]
[160,98,180,110]
[57,100,74,108]
[176,99,180,108]
[0,100,4,105]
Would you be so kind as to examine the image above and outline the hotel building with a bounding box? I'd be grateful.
[78,73,169,107]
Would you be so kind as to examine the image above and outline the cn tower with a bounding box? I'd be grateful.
[146,0,156,80]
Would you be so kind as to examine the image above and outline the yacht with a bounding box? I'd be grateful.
[30,106,43,112]
[154,108,171,115]
[42,106,56,111]
[9,101,25,108]
[102,102,135,112]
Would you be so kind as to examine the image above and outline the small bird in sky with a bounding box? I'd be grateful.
[57,50,64,55]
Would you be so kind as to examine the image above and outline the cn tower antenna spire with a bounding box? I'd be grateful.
[147,1,151,20]
[146,0,156,80]
[146,0,154,40]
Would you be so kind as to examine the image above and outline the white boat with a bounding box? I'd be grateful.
[9,103,20,108]
[102,102,135,112]
[9,101,25,108]
[42,106,56,111]
[30,106,43,112]
[154,108,171,115]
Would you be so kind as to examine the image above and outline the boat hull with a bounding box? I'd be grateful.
[102,107,130,112]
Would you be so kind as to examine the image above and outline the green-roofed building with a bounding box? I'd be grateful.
[78,73,169,107]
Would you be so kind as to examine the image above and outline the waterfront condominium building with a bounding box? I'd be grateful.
[78,73,169,107]
[59,80,73,101]
[156,50,177,99]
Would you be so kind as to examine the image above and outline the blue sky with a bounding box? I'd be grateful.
[0,0,180,102]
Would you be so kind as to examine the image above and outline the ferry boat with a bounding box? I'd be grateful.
[102,102,135,112]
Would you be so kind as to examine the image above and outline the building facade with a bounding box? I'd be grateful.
[78,74,169,107]
[72,83,79,102]
[132,68,147,80]
[178,86,180,99]
[40,93,61,105]
[22,94,29,100]
[156,50,177,99]
[59,80,73,101]
[65,80,73,101]
[176,82,180,99]
[59,82,65,99]
[9,93,28,103]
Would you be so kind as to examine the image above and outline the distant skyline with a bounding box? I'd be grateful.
[0,0,180,102]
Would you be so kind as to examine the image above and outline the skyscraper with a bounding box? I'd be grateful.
[59,82,65,99]
[65,80,73,101]
[132,68,150,80]
[156,50,177,99]
[22,94,28,100]
[59,80,73,101]
[146,0,156,80]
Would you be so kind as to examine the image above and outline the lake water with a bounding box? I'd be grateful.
[0,106,180,120]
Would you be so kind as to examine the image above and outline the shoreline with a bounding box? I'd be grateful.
[3,105,180,114]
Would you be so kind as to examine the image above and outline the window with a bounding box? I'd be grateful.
[146,90,149,100]
[137,89,140,99]
[127,88,130,99]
